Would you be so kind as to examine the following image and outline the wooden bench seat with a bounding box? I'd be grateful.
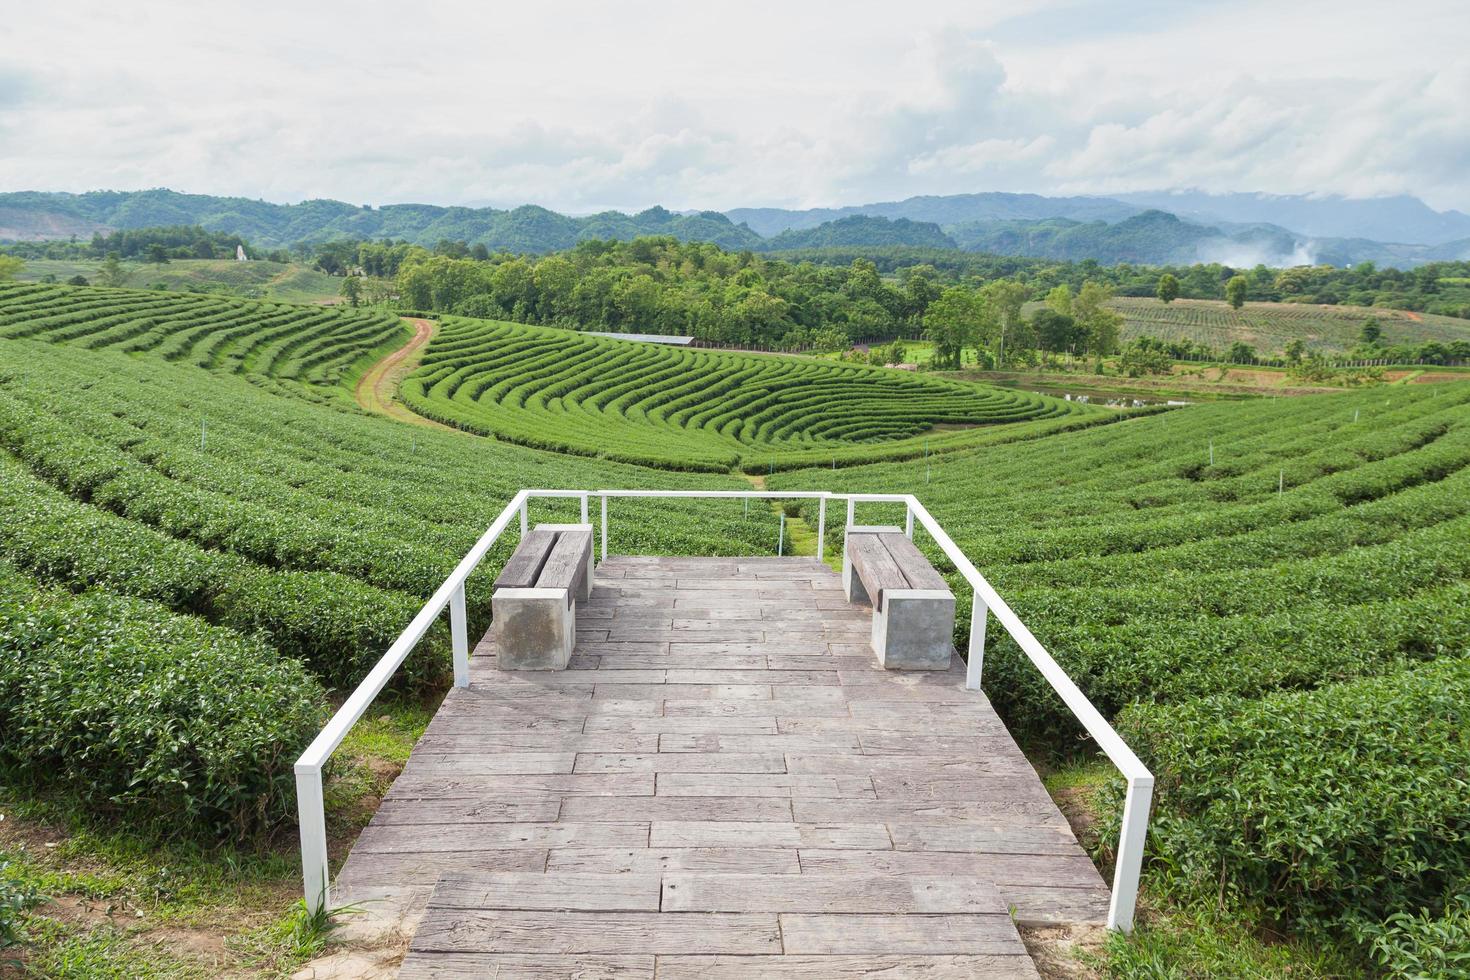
[843,525,955,670]
[492,523,594,670]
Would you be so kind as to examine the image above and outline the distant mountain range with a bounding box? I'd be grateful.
[0,190,763,252]
[727,192,1138,237]
[734,190,1470,249]
[3,188,1469,269]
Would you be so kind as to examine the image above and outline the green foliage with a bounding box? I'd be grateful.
[762,215,956,250]
[0,281,406,396]
[1226,340,1256,363]
[923,286,982,369]
[0,255,23,282]
[1099,903,1369,978]
[1225,274,1248,309]
[402,316,1094,472]
[1288,354,1384,386]
[1,853,42,960]
[265,897,360,962]
[980,279,1028,365]
[96,254,128,288]
[1,267,1468,974]
[1103,296,1470,358]
[1360,316,1384,346]
[1365,891,1470,979]
[773,381,1470,969]
[1118,336,1174,376]
[1155,272,1180,304]
[2,225,251,262]
[0,564,328,841]
[1075,280,1122,355]
[1114,658,1470,943]
[339,274,362,307]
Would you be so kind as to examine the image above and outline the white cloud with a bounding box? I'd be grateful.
[0,0,1467,213]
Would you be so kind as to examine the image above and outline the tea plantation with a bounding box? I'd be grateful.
[772,381,1470,970]
[401,316,1102,471]
[0,285,791,847]
[1,281,1466,973]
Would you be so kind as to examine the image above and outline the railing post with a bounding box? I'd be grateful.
[816,495,827,561]
[1108,775,1155,932]
[845,497,855,529]
[295,764,329,915]
[450,581,469,688]
[966,591,987,690]
[904,503,914,539]
[519,498,528,536]
[600,494,608,562]
[579,492,588,525]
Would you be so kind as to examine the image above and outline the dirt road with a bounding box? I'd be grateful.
[353,318,459,431]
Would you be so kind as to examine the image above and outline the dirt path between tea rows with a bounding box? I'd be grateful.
[353,317,460,432]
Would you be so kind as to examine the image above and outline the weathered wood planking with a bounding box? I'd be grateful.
[398,952,653,978]
[333,555,1111,974]
[652,955,1040,979]
[409,909,782,954]
[493,528,556,589]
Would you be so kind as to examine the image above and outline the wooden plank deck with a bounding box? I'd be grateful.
[336,556,1109,978]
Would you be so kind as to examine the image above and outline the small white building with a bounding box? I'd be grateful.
[236,245,248,262]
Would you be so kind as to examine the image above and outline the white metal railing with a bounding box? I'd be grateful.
[293,488,1153,932]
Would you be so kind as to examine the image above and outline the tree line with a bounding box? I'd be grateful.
[1,226,291,263]
[761,246,1470,319]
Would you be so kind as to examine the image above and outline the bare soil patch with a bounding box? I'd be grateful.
[353,318,459,432]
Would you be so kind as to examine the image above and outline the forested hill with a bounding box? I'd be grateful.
[946,210,1298,265]
[0,190,765,252]
[757,215,957,251]
[5,188,1470,268]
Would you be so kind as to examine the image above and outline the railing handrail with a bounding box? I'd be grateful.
[294,489,529,772]
[293,486,1153,933]
[904,497,1152,780]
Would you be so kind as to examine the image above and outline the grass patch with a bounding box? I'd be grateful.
[0,695,433,976]
[1098,904,1370,979]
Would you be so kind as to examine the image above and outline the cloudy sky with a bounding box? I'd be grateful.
[2,0,1468,213]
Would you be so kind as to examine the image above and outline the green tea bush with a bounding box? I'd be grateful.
[0,452,449,690]
[1113,658,1470,940]
[0,853,40,958]
[1366,891,1470,979]
[0,565,328,840]
[990,582,1470,743]
[0,281,403,401]
[401,316,1101,472]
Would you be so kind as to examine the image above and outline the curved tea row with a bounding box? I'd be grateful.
[0,280,406,400]
[402,316,1099,471]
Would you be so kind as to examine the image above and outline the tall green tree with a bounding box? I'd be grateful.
[1156,273,1180,304]
[981,280,1029,366]
[146,243,170,264]
[1074,281,1122,358]
[1045,284,1073,317]
[901,266,940,324]
[96,253,129,288]
[1225,275,1248,310]
[340,276,362,308]
[1032,309,1085,353]
[923,287,981,370]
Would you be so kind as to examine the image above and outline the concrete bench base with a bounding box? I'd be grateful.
[491,523,594,671]
[492,587,576,670]
[844,525,955,671]
[871,589,956,669]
